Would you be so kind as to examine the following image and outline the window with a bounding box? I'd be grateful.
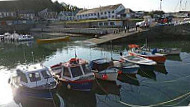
[16,70,28,83]
[82,64,91,74]
[101,12,103,15]
[108,11,110,14]
[112,11,115,13]
[41,70,51,79]
[20,72,28,83]
[104,12,107,14]
[70,66,83,78]
[63,67,71,77]
[94,13,96,16]
[28,72,41,82]
[99,22,103,26]
[112,15,115,18]
[110,22,115,25]
[104,22,108,26]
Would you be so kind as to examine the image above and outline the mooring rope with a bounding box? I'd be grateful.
[117,91,190,107]
[123,69,190,84]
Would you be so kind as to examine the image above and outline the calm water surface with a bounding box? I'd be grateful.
[0,33,190,107]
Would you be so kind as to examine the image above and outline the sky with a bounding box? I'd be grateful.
[52,0,190,12]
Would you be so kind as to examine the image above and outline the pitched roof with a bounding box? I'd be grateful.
[77,4,122,15]
[117,8,135,15]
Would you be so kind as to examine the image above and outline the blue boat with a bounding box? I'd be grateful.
[113,61,140,74]
[9,64,58,101]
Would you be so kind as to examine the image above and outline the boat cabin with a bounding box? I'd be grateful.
[59,58,94,81]
[11,64,56,89]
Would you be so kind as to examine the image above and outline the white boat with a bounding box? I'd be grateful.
[3,31,34,41]
[93,68,118,81]
[17,34,34,41]
[9,64,57,100]
[51,58,95,91]
[121,55,157,66]
[90,58,119,81]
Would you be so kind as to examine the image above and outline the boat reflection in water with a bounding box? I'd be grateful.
[13,96,55,107]
[117,73,140,86]
[93,79,121,96]
[58,87,97,107]
[154,64,168,75]
[138,67,157,81]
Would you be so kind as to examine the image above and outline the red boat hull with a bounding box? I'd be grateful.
[129,52,166,63]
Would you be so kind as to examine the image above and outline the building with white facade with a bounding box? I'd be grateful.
[0,10,16,18]
[76,4,125,20]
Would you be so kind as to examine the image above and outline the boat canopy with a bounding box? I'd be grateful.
[13,64,54,88]
[90,58,113,71]
[62,58,92,79]
[128,44,140,49]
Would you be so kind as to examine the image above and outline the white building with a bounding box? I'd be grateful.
[76,4,125,20]
[0,10,16,18]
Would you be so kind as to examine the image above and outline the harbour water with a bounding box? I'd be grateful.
[0,33,190,107]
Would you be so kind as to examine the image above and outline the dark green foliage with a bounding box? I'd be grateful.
[0,0,80,12]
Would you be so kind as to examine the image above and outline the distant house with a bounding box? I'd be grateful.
[172,12,189,18]
[179,11,190,17]
[134,11,145,18]
[76,4,125,20]
[0,10,16,18]
[118,8,135,19]
[58,11,76,21]
[38,8,57,20]
[18,10,36,20]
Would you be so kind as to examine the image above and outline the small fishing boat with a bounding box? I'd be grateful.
[156,48,181,55]
[128,44,167,63]
[128,49,166,64]
[113,60,140,74]
[17,34,34,41]
[51,58,95,91]
[37,36,70,44]
[9,64,57,101]
[121,55,157,66]
[90,58,119,81]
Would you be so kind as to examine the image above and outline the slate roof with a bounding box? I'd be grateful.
[76,4,122,15]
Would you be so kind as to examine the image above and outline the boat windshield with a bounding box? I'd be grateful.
[70,66,83,78]
[41,70,52,79]
[82,64,91,74]
[16,70,28,83]
[28,72,41,82]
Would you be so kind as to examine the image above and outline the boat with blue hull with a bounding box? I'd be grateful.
[113,61,140,74]
[51,58,95,91]
[9,64,58,101]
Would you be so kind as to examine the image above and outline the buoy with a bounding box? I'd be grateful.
[118,70,122,75]
[102,74,108,80]
[67,84,71,89]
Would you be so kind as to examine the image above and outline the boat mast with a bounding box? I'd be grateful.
[160,0,163,11]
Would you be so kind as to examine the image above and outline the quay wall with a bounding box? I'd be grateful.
[0,24,34,34]
[111,24,190,44]
[30,27,122,35]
